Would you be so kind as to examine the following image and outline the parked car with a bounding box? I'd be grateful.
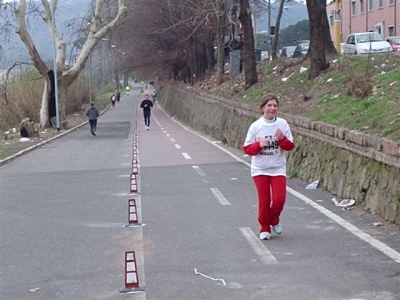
[261,51,269,61]
[386,36,400,51]
[292,43,309,58]
[342,32,392,55]
[280,46,296,58]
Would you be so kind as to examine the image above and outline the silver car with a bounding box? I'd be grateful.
[342,32,392,55]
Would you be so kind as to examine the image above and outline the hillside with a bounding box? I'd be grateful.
[256,0,308,32]
[180,54,400,142]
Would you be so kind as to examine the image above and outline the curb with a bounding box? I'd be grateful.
[0,103,111,167]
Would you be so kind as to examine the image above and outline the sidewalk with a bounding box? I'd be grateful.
[0,86,144,299]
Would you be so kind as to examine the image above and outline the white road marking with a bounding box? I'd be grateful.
[120,163,131,166]
[160,106,400,264]
[175,144,181,149]
[287,188,400,263]
[240,227,278,265]
[163,131,167,133]
[210,188,231,206]
[118,175,130,178]
[192,165,205,176]
[166,134,170,137]
[170,138,176,142]
[182,153,191,159]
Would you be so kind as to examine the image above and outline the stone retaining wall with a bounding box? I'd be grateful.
[159,86,400,225]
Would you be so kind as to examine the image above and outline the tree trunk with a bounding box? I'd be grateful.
[39,78,50,127]
[124,74,129,88]
[306,0,329,80]
[216,0,225,85]
[322,9,337,55]
[13,0,128,127]
[239,0,257,89]
[271,0,286,60]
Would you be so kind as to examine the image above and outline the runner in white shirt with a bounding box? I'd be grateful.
[243,93,295,240]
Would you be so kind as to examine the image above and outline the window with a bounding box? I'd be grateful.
[375,22,383,35]
[389,0,394,5]
[378,0,383,8]
[346,35,354,44]
[368,0,373,11]
[329,15,334,27]
[360,0,365,13]
[351,1,356,15]
[388,26,394,36]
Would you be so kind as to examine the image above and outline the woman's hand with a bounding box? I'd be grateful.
[257,137,272,148]
[274,129,284,140]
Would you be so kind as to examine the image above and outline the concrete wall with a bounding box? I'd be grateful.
[158,86,400,225]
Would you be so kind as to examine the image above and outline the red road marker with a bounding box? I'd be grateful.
[120,251,144,293]
[132,163,138,175]
[128,199,138,224]
[130,173,137,193]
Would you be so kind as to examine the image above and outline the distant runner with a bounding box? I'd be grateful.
[140,94,153,130]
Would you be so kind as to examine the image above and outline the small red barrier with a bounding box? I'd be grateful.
[128,199,138,225]
[130,174,137,193]
[125,251,139,289]
[132,163,138,175]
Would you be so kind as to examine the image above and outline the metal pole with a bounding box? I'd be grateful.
[51,3,60,131]
[334,0,342,54]
[253,11,257,48]
[267,0,271,60]
[101,39,107,102]
[111,45,115,89]
[89,55,92,103]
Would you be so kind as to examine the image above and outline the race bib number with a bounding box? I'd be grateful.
[260,135,281,156]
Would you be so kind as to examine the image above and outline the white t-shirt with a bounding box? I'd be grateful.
[244,116,293,177]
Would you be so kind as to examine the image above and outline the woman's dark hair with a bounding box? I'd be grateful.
[259,93,279,111]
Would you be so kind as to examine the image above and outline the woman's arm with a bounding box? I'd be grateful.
[278,136,295,151]
[243,142,262,156]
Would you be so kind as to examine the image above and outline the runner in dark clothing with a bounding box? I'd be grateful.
[86,102,100,136]
[140,94,153,130]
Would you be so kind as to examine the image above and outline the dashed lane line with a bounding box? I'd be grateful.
[240,227,278,265]
[182,153,191,159]
[210,187,231,206]
[192,165,206,176]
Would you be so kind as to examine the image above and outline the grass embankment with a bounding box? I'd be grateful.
[212,54,400,141]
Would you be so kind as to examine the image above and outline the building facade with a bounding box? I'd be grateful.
[327,0,400,46]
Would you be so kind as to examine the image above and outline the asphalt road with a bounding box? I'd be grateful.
[0,84,399,300]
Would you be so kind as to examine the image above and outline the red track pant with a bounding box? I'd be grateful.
[253,175,287,233]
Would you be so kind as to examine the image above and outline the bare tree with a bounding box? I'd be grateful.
[112,0,217,84]
[238,0,257,89]
[6,0,127,127]
[270,0,285,60]
[214,0,226,85]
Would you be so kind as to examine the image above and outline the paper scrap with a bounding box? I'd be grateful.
[194,268,226,286]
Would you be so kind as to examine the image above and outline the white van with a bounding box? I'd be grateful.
[342,32,391,55]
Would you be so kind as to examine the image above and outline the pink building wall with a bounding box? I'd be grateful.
[327,0,400,43]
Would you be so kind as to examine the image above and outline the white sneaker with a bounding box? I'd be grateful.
[146,126,149,130]
[272,224,283,234]
[260,232,271,240]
